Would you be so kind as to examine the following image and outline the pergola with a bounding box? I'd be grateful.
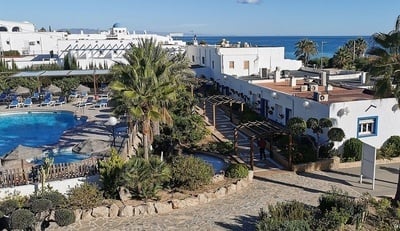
[233,120,292,170]
[8,69,111,97]
[203,95,245,127]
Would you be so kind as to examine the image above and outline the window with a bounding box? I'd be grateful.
[229,61,235,69]
[29,41,35,46]
[0,27,7,32]
[202,57,205,64]
[212,61,214,69]
[357,117,378,137]
[192,55,194,62]
[244,60,249,70]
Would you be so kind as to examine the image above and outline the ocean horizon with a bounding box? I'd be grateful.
[179,35,374,60]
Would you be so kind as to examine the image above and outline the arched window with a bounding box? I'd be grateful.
[0,27,8,32]
[12,26,20,32]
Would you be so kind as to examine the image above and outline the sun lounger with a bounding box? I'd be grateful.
[76,96,94,107]
[53,96,66,106]
[22,97,32,107]
[40,98,54,107]
[94,98,108,108]
[8,99,21,109]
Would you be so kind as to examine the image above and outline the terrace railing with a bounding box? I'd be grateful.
[0,157,99,188]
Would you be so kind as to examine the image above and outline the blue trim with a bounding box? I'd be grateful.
[357,116,378,138]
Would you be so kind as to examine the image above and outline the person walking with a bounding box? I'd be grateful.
[257,138,266,160]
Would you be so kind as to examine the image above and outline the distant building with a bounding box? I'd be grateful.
[187,39,399,151]
[0,20,186,69]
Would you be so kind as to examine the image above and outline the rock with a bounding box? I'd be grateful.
[48,210,55,220]
[212,174,225,183]
[118,186,132,202]
[171,199,186,209]
[118,205,133,217]
[214,187,227,199]
[92,206,109,218]
[153,202,173,214]
[109,203,119,218]
[198,193,208,204]
[226,183,237,195]
[74,209,82,220]
[205,192,216,202]
[134,205,147,215]
[185,197,199,207]
[81,209,94,221]
[248,170,254,181]
[146,202,156,215]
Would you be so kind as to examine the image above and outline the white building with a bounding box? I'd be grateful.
[0,20,186,69]
[188,41,400,151]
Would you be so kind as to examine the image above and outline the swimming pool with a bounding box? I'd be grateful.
[0,111,79,157]
[33,148,91,164]
[192,153,228,174]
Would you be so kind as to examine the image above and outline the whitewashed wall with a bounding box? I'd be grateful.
[330,98,400,149]
[0,175,99,199]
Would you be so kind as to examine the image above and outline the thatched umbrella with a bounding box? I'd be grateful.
[72,139,110,156]
[0,159,34,171]
[3,145,44,161]
[12,86,30,96]
[45,84,62,95]
[75,85,90,94]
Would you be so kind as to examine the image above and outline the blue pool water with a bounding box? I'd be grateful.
[193,153,227,174]
[34,149,90,165]
[0,111,78,157]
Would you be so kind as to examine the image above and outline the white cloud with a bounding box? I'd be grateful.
[237,0,261,4]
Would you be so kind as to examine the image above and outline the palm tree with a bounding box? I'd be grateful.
[111,39,189,160]
[332,47,352,69]
[368,15,400,201]
[294,39,318,66]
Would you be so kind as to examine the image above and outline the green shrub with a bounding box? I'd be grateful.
[54,208,75,227]
[67,183,103,210]
[41,190,67,208]
[256,201,314,231]
[342,138,362,162]
[0,199,20,215]
[379,135,400,158]
[120,156,171,201]
[10,209,35,230]
[30,198,52,214]
[225,163,249,178]
[170,155,214,190]
[318,187,367,227]
[99,149,125,199]
[317,207,351,230]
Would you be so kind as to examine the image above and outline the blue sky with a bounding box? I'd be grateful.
[3,0,399,36]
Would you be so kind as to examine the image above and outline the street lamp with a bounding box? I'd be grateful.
[320,41,327,69]
[107,116,118,147]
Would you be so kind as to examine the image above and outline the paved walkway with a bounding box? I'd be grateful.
[50,171,361,231]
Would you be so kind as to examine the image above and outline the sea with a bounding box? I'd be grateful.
[179,36,374,60]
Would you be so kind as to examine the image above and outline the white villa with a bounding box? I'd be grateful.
[186,38,400,151]
[0,20,186,69]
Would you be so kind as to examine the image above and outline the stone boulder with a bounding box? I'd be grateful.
[92,206,109,218]
[118,205,133,217]
[153,202,173,214]
[81,210,94,221]
[118,186,132,202]
[109,203,120,218]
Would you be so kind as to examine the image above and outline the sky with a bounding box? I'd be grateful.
[2,0,400,36]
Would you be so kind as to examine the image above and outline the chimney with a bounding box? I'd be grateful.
[361,72,367,84]
[320,71,327,86]
[290,76,296,87]
[274,67,281,83]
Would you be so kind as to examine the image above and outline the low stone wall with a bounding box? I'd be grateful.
[292,157,340,172]
[63,172,254,227]
[274,152,400,172]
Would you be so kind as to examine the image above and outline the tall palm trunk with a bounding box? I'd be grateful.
[143,118,151,160]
